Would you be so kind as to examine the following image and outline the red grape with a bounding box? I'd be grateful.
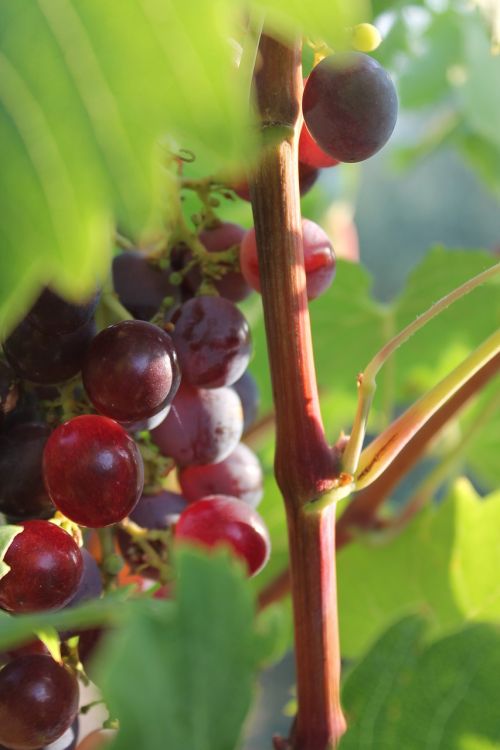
[240,218,336,300]
[179,443,263,508]
[82,320,180,423]
[27,288,100,335]
[172,296,251,388]
[3,317,96,385]
[0,655,79,750]
[303,52,398,163]
[43,415,144,527]
[151,383,243,466]
[112,251,180,321]
[185,223,252,302]
[0,423,54,521]
[175,496,271,576]
[0,521,83,614]
[298,123,339,169]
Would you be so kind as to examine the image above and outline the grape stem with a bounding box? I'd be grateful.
[250,34,345,750]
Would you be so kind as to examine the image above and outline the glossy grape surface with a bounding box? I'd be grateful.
[298,123,339,169]
[112,251,180,321]
[28,288,100,335]
[179,443,263,507]
[0,717,80,750]
[175,496,271,576]
[117,490,187,578]
[0,423,53,520]
[63,549,103,609]
[151,383,243,466]
[303,52,398,163]
[185,223,251,302]
[3,317,96,385]
[82,320,180,423]
[172,296,251,388]
[0,521,83,614]
[43,415,144,527]
[231,372,260,433]
[0,655,79,750]
[240,219,336,300]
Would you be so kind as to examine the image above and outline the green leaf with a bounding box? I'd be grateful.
[460,13,500,152]
[371,0,425,17]
[33,626,61,662]
[0,589,134,651]
[337,479,500,658]
[0,0,255,333]
[393,247,499,398]
[0,525,23,581]
[255,600,294,666]
[100,548,260,750]
[397,11,463,110]
[340,616,500,749]
[247,0,368,48]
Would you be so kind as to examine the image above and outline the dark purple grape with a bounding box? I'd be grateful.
[63,548,102,609]
[151,383,243,466]
[27,287,100,335]
[0,521,83,614]
[112,251,180,320]
[130,490,188,528]
[172,296,251,389]
[303,52,398,163]
[231,372,260,433]
[179,443,263,507]
[0,423,54,520]
[3,317,96,385]
[0,362,19,419]
[0,655,79,750]
[82,320,180,423]
[117,490,187,578]
[43,415,144,528]
[185,223,251,302]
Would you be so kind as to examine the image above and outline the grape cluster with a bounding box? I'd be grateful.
[0,38,396,749]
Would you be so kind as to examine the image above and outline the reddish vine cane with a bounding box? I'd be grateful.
[250,35,346,750]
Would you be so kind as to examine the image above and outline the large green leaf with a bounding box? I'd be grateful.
[100,548,260,750]
[0,0,254,333]
[340,615,500,749]
[337,479,500,658]
[247,0,367,46]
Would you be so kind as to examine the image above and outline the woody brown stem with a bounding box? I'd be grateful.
[250,34,344,749]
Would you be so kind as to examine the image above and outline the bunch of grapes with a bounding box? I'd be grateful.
[0,35,396,750]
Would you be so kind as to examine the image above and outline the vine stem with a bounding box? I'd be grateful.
[257,350,500,610]
[250,35,345,749]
